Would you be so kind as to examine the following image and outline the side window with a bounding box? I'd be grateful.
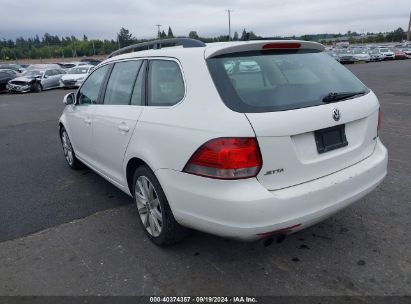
[130,61,146,106]
[45,70,53,77]
[103,60,141,105]
[78,64,110,105]
[148,60,184,106]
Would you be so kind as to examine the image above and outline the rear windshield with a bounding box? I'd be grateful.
[207,50,368,113]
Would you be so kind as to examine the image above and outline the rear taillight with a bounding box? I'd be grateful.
[183,137,262,179]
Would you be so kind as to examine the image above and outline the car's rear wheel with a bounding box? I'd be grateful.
[60,127,83,170]
[133,166,188,245]
[33,82,42,93]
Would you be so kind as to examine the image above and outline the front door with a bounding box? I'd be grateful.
[65,64,110,165]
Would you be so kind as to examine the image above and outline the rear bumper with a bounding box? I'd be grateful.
[156,139,387,241]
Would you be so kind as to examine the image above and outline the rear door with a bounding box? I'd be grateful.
[92,60,145,186]
[206,42,380,190]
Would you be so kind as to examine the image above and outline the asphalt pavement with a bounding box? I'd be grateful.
[0,60,410,296]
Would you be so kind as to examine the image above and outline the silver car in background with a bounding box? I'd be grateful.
[60,65,94,89]
[352,48,371,62]
[7,68,66,93]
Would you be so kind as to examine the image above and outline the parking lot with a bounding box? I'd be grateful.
[0,60,410,296]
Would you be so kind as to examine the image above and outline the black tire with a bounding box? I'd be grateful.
[33,82,42,93]
[132,165,188,245]
[59,127,83,170]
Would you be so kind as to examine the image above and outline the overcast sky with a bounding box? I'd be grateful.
[1,0,410,40]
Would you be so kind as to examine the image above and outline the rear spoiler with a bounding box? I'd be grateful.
[204,40,325,59]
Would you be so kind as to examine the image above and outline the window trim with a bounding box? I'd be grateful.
[130,60,147,106]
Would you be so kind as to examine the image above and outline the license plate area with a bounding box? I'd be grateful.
[314,124,348,154]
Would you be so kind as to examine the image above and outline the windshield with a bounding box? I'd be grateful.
[24,70,43,77]
[379,48,389,53]
[69,67,89,74]
[207,50,368,113]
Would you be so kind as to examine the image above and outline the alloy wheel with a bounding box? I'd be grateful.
[61,131,74,166]
[135,176,163,237]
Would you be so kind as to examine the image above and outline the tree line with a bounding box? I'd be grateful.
[0,26,408,61]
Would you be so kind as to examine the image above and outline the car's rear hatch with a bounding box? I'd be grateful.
[206,40,380,190]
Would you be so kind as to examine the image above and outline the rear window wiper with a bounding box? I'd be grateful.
[322,91,367,103]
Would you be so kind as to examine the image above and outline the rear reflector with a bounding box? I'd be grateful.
[262,42,301,50]
[183,137,262,179]
[377,109,381,131]
[257,224,301,237]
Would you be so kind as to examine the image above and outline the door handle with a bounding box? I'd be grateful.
[118,123,130,133]
[84,118,92,125]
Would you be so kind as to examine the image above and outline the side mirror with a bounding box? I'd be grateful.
[43,75,48,79]
[63,93,75,105]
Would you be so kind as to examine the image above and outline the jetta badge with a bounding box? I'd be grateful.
[332,108,341,121]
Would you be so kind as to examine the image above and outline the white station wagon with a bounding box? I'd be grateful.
[59,38,388,245]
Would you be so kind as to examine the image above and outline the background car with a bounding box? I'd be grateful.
[377,48,395,60]
[60,65,94,89]
[0,64,25,76]
[390,48,407,60]
[0,69,17,92]
[399,48,411,58]
[368,49,384,61]
[333,49,356,64]
[57,62,89,71]
[7,68,66,93]
[26,63,62,70]
[80,58,102,66]
[351,48,371,62]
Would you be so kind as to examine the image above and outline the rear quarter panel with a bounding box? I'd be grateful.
[123,52,255,176]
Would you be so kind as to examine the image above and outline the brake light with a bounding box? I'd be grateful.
[262,42,301,50]
[183,138,262,179]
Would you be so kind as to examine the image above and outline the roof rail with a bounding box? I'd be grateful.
[107,38,206,58]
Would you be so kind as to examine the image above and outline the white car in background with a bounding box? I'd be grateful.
[58,39,387,245]
[60,65,94,89]
[377,48,395,60]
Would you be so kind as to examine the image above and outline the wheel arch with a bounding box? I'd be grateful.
[125,157,152,194]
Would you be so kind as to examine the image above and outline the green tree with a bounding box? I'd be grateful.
[167,26,174,38]
[117,27,134,47]
[233,31,239,41]
[188,31,199,39]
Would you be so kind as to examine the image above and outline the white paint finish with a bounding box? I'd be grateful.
[64,104,96,165]
[59,40,388,240]
[248,92,380,190]
[92,105,143,185]
[123,52,255,174]
[156,140,387,240]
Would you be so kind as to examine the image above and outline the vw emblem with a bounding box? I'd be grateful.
[332,108,341,121]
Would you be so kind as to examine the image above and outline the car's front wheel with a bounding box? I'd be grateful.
[133,166,188,245]
[32,82,42,93]
[60,127,82,170]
